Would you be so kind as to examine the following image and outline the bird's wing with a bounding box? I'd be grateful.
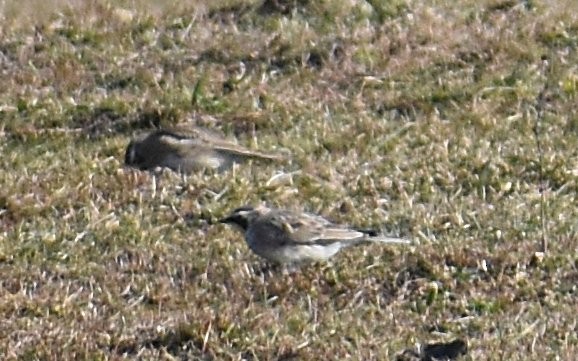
[211,142,287,161]
[155,133,225,170]
[163,127,287,161]
[269,210,366,245]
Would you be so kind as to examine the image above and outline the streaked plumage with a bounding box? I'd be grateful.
[219,205,409,264]
[125,127,286,173]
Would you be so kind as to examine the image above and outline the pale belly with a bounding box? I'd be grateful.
[249,242,343,263]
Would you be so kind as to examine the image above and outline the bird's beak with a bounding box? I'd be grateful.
[218,214,248,230]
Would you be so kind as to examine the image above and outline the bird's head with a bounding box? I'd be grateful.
[219,205,268,231]
[124,140,145,168]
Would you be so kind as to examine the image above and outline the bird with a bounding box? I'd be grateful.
[219,205,409,264]
[125,127,287,173]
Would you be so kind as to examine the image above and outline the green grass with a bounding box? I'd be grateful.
[1,0,577,359]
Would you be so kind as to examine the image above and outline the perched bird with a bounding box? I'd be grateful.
[220,205,409,264]
[125,127,286,173]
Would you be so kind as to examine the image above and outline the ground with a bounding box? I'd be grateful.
[0,0,577,360]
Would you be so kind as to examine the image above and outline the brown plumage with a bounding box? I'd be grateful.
[125,127,287,173]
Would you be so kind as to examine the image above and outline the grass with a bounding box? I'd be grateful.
[1,0,577,359]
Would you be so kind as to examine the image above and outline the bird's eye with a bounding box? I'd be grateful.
[290,222,303,229]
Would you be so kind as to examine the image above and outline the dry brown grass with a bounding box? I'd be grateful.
[1,0,577,360]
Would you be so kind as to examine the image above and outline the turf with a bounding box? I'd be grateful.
[1,0,577,360]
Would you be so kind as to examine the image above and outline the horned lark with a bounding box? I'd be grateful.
[125,127,286,173]
[219,205,409,264]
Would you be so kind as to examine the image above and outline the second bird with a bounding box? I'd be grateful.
[220,205,409,264]
[125,127,286,173]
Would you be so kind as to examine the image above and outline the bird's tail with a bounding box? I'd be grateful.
[369,235,411,244]
[355,228,410,244]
